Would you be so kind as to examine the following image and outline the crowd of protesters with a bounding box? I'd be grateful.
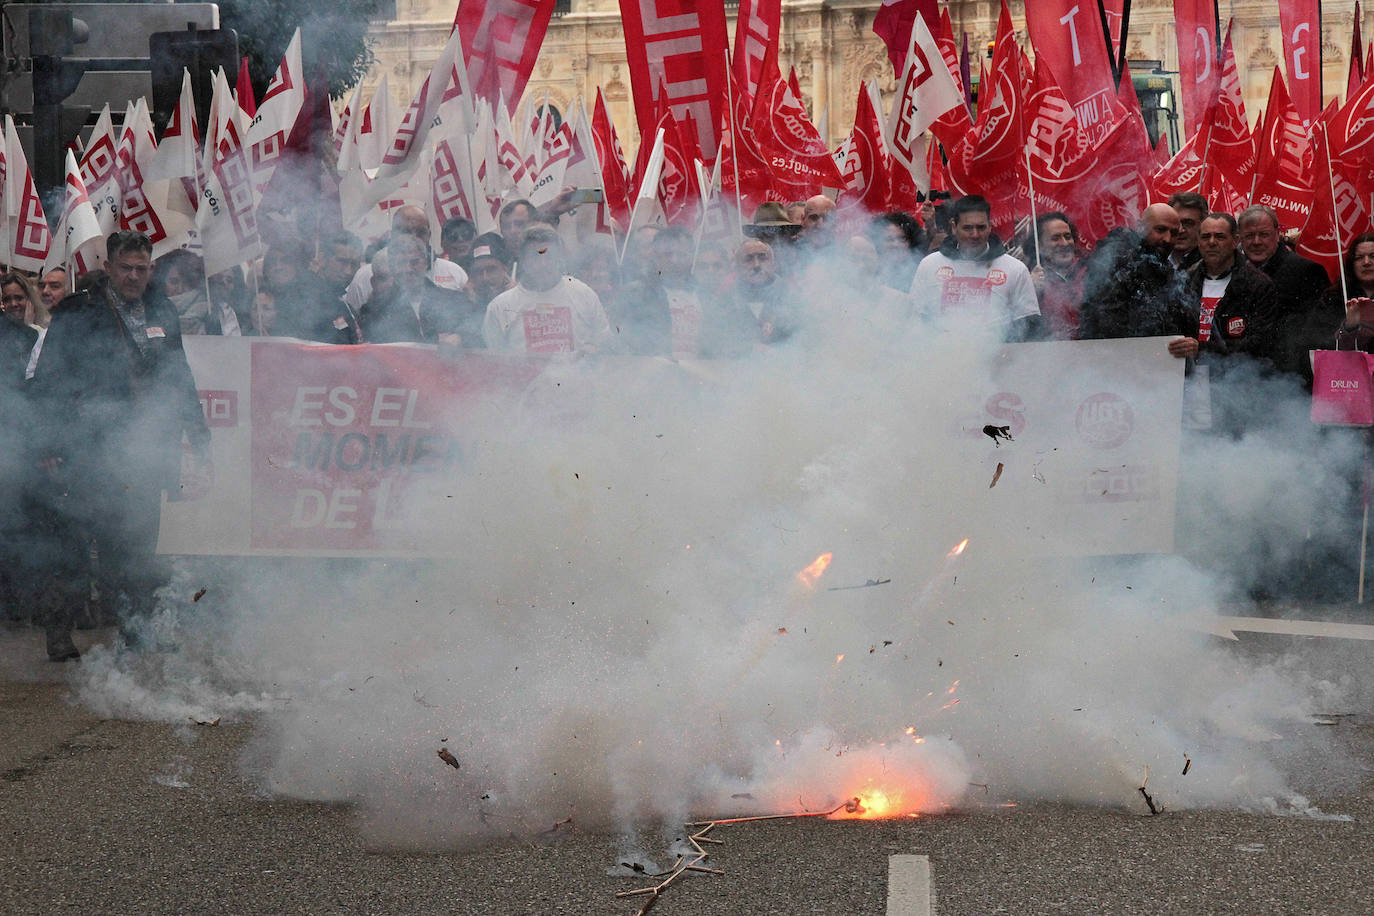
[2,184,1370,661]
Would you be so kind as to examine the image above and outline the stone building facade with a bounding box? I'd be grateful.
[366,1,1366,155]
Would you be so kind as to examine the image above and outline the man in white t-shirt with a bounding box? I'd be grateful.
[344,205,468,313]
[909,194,1041,340]
[483,225,610,353]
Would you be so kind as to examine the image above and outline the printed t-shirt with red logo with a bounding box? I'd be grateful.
[664,286,703,357]
[909,250,1040,328]
[482,276,611,353]
[1198,275,1230,342]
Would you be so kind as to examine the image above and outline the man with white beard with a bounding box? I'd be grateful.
[908,194,1041,341]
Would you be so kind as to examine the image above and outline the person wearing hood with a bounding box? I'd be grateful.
[908,194,1041,341]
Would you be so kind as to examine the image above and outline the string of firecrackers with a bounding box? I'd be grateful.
[614,801,859,914]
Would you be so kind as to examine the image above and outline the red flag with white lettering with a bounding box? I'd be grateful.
[1023,0,1119,142]
[1329,74,1374,219]
[1172,0,1219,138]
[717,69,775,214]
[1298,119,1369,284]
[732,0,782,100]
[750,47,846,197]
[1251,67,1315,229]
[454,0,557,113]
[949,1,1026,234]
[871,0,941,77]
[833,82,891,215]
[1279,0,1323,128]
[886,10,963,176]
[618,0,730,160]
[1195,26,1255,196]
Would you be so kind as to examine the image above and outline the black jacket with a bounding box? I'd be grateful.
[1257,244,1331,317]
[1185,257,1281,364]
[1079,229,1199,341]
[358,279,469,344]
[31,279,209,488]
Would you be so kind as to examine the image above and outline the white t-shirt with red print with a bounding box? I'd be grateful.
[910,249,1040,328]
[482,276,611,354]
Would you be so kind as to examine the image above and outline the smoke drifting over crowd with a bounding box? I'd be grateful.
[55,263,1362,850]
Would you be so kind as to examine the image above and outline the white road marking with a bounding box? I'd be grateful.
[887,854,934,916]
[1204,616,1374,641]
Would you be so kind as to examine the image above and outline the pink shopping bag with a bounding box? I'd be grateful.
[1312,349,1374,426]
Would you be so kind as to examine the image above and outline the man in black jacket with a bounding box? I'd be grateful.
[1186,212,1281,364]
[0,299,39,632]
[358,234,466,345]
[33,230,211,654]
[1237,205,1331,374]
[1079,204,1199,356]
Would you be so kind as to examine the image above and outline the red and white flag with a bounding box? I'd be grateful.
[197,79,265,274]
[885,10,962,178]
[148,69,200,210]
[4,115,52,272]
[118,97,194,258]
[1197,26,1255,198]
[1298,119,1368,284]
[833,81,891,215]
[929,7,972,150]
[374,29,464,183]
[454,0,557,113]
[53,149,102,273]
[732,0,782,99]
[79,105,121,235]
[751,52,846,198]
[1251,66,1315,229]
[246,30,305,194]
[1279,0,1323,128]
[1172,0,1220,138]
[591,88,633,230]
[717,69,775,215]
[618,0,730,159]
[1329,72,1374,219]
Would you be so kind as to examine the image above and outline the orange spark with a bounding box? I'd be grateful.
[835,654,845,664]
[797,552,834,587]
[947,538,969,557]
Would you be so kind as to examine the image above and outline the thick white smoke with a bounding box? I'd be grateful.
[60,266,1359,848]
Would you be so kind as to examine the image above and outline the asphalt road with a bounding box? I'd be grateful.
[3,623,1374,916]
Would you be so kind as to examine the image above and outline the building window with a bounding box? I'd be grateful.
[371,0,397,20]
[553,0,571,15]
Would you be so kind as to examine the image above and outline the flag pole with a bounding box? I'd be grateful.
[1324,127,1350,304]
[1024,143,1040,269]
[724,49,745,240]
[578,93,621,254]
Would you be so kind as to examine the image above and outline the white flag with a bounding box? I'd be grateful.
[886,13,962,173]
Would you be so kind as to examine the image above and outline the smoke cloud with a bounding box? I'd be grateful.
[45,264,1362,850]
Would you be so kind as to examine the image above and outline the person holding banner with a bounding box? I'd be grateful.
[32,230,212,655]
[482,225,610,354]
[358,235,467,346]
[908,195,1041,342]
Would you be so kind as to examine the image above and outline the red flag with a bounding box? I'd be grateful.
[1279,0,1323,128]
[718,69,774,214]
[591,89,633,228]
[833,83,890,215]
[1023,0,1119,142]
[1298,119,1369,284]
[949,1,1026,234]
[1172,0,1219,138]
[454,0,557,113]
[732,0,782,99]
[1251,67,1315,229]
[924,139,947,196]
[750,47,846,197]
[1349,1,1365,103]
[631,87,702,226]
[235,57,257,119]
[871,0,941,77]
[1330,73,1374,217]
[1195,26,1255,196]
[618,0,730,159]
[1150,132,1207,203]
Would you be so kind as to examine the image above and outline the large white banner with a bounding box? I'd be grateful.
[163,337,1183,558]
